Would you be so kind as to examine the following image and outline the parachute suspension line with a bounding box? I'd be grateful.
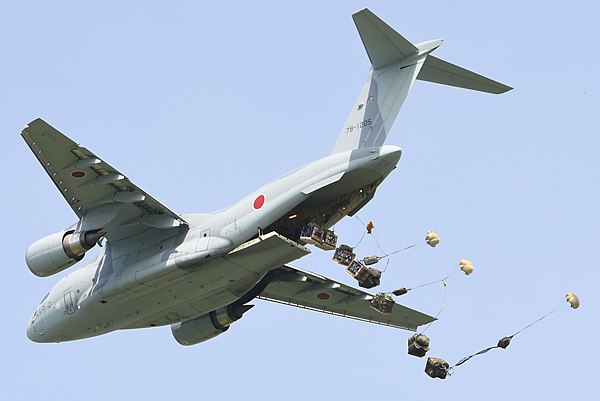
[408,267,458,291]
[352,216,432,263]
[352,215,368,249]
[426,292,580,379]
[508,300,566,339]
[392,260,471,301]
[393,264,465,299]
[353,227,366,249]
[374,228,437,258]
[352,214,391,255]
[378,244,418,260]
[408,278,443,291]
[453,345,499,368]
[451,297,577,370]
[371,226,389,256]
[451,319,545,369]
[380,258,391,273]
[420,280,448,335]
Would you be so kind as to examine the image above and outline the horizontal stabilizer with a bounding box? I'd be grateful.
[417,55,512,94]
[353,8,418,69]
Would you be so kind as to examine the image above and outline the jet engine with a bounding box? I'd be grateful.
[171,304,254,346]
[26,229,104,277]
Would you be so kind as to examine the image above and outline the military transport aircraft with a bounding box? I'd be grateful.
[23,9,510,345]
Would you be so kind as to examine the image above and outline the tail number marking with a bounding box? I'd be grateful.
[346,119,372,134]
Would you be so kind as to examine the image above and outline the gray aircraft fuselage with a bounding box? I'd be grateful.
[27,145,401,342]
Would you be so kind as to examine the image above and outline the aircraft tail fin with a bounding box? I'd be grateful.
[330,9,511,155]
[353,9,418,69]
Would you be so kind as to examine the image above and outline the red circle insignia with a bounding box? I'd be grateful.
[316,292,331,301]
[253,194,266,210]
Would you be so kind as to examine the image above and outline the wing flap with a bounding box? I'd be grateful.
[259,264,434,331]
[225,232,311,274]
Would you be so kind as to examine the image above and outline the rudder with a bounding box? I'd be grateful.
[331,9,427,154]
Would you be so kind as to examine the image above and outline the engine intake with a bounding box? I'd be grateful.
[171,304,253,346]
[26,229,104,277]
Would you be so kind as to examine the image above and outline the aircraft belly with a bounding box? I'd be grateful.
[81,232,310,332]
[120,277,261,329]
[114,263,264,329]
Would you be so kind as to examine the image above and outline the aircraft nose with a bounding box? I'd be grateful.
[26,323,37,342]
[27,319,45,343]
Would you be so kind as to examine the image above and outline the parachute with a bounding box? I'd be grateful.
[566,292,580,309]
[366,220,375,234]
[459,259,474,275]
[425,231,440,247]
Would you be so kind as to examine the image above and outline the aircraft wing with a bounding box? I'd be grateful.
[21,118,186,239]
[258,264,435,331]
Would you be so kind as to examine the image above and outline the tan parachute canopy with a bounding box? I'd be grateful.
[566,292,580,309]
[425,231,440,247]
[366,220,375,234]
[459,259,474,275]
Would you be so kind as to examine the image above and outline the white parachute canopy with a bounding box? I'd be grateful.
[425,231,440,247]
[459,259,474,275]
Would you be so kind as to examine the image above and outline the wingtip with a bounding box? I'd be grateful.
[494,84,513,94]
[22,117,46,133]
[352,7,376,21]
[353,7,370,15]
[28,117,45,125]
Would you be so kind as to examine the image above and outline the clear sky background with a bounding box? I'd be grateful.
[2,1,597,399]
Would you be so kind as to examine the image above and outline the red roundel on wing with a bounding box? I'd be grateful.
[253,194,266,210]
[316,292,331,301]
[71,171,86,178]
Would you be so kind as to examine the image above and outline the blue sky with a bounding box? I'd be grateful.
[2,1,596,399]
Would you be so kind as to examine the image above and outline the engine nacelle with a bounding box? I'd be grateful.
[171,304,253,346]
[26,229,104,277]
